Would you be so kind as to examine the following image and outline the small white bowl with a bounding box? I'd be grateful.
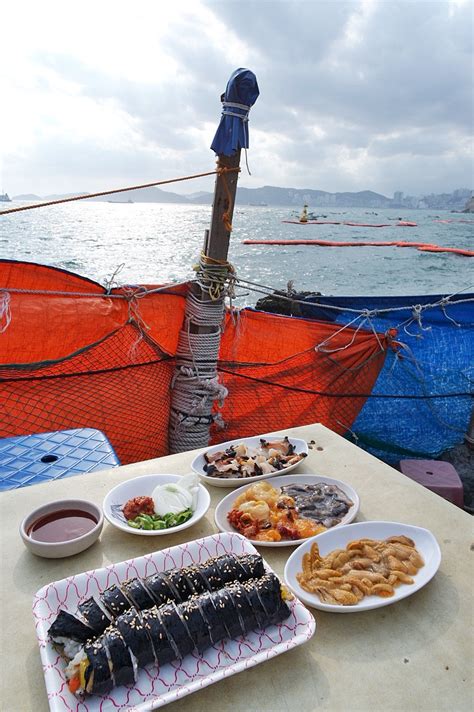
[191,435,309,488]
[103,474,211,536]
[20,499,103,559]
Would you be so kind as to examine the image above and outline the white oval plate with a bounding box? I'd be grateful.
[191,435,309,488]
[284,521,441,612]
[103,474,211,536]
[214,474,359,547]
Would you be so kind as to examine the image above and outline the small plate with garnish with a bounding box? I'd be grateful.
[103,474,211,536]
[191,434,309,487]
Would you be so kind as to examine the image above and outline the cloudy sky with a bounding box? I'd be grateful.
[1,0,472,198]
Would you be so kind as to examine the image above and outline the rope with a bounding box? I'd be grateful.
[0,168,240,216]
[169,256,237,453]
[194,252,236,302]
[0,290,11,333]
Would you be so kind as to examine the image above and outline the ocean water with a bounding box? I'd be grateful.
[0,201,473,301]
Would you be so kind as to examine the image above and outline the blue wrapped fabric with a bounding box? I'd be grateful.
[298,293,474,463]
[211,68,259,156]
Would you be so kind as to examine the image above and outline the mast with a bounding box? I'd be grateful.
[168,69,259,454]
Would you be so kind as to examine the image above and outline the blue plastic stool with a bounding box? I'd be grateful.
[0,428,121,491]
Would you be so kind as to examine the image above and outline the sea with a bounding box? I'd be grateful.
[1,201,473,303]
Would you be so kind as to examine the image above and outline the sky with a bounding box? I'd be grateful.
[1,0,472,198]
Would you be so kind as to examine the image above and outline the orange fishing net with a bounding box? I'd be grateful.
[0,262,388,464]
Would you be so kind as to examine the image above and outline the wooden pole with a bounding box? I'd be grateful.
[168,150,242,452]
[189,149,241,333]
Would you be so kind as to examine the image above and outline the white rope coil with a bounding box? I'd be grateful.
[169,258,236,454]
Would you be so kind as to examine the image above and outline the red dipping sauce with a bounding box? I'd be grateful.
[27,509,98,543]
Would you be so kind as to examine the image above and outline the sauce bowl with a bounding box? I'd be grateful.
[20,499,103,558]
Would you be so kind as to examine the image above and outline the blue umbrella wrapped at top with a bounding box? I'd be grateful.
[211,68,259,157]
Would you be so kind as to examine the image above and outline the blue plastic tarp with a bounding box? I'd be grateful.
[299,293,474,463]
[211,68,259,156]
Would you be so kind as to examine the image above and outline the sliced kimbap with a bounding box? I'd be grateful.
[100,584,132,618]
[212,587,245,639]
[254,574,291,625]
[182,566,211,595]
[78,597,112,636]
[83,640,114,696]
[195,591,227,644]
[164,568,195,602]
[179,597,213,653]
[115,608,155,668]
[237,554,266,581]
[144,571,179,606]
[214,554,248,586]
[241,580,268,629]
[140,608,177,667]
[48,609,95,659]
[101,626,135,687]
[121,578,155,611]
[225,581,258,632]
[199,557,224,591]
[158,601,195,659]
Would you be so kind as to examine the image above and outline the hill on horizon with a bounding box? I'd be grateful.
[11,185,471,210]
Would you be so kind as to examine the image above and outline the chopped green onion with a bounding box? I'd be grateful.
[126,508,193,531]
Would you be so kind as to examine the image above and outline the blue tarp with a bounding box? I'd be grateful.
[299,293,474,463]
[211,68,259,156]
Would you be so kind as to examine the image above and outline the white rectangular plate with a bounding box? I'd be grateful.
[33,532,316,711]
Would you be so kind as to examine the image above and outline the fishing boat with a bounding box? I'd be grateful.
[1,68,472,497]
[0,192,11,202]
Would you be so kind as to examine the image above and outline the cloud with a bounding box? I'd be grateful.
[2,0,472,196]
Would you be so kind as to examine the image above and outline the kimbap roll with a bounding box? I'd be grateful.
[49,553,269,661]
[65,574,292,698]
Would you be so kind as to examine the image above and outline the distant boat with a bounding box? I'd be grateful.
[107,198,134,204]
[0,193,11,202]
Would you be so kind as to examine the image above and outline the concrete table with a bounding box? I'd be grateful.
[1,424,472,712]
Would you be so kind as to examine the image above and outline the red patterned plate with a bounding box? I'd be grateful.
[33,532,316,711]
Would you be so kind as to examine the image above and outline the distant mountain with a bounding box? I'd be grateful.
[11,186,473,210]
[91,186,190,204]
[12,194,42,200]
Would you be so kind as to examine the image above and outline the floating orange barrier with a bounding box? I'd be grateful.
[243,239,473,257]
[281,220,418,227]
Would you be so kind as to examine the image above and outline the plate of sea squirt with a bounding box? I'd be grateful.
[214,474,359,547]
[191,434,309,487]
[284,521,442,612]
